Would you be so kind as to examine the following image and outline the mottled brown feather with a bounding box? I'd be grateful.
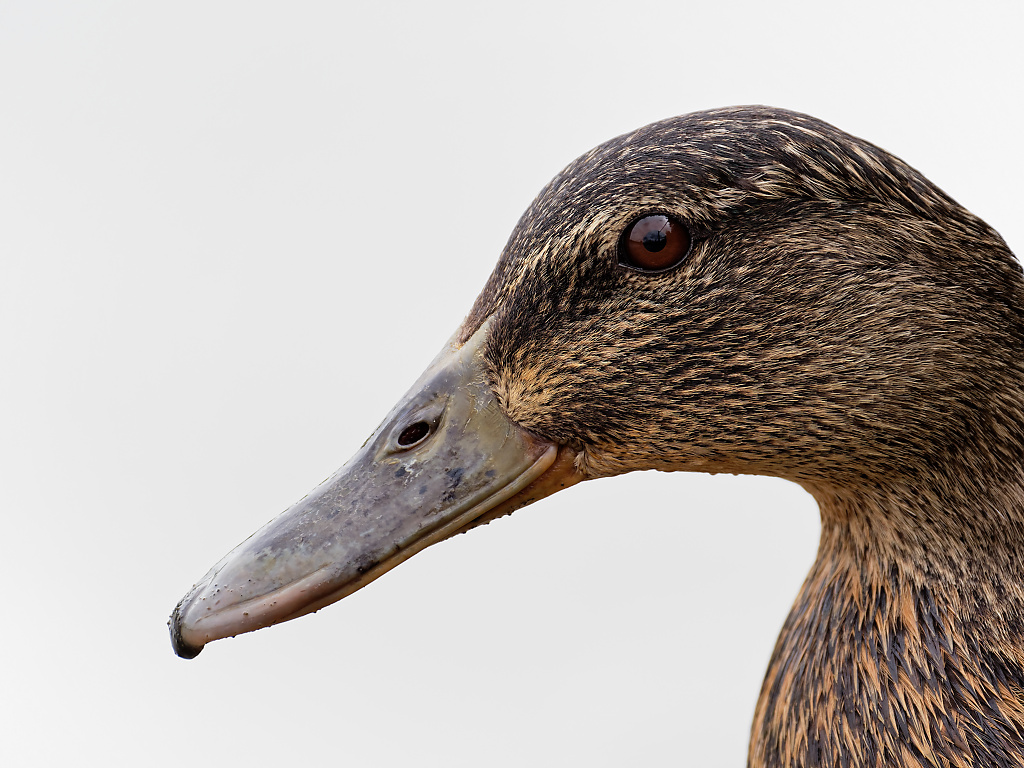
[460,107,1024,766]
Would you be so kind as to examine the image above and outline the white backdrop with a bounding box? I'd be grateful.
[2,2,1021,766]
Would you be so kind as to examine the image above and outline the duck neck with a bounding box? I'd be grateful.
[749,476,1024,768]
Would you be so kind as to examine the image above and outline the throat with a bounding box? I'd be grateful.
[749,483,1024,768]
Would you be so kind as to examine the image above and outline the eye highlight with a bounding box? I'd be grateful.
[618,214,691,273]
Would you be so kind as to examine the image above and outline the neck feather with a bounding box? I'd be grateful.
[750,478,1024,768]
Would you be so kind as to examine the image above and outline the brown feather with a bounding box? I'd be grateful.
[460,106,1024,766]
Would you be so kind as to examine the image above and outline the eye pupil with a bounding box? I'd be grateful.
[642,229,667,252]
[619,214,691,272]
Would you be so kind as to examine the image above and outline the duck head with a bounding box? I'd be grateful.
[170,106,1022,658]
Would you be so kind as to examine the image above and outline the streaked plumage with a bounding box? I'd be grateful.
[172,107,1024,767]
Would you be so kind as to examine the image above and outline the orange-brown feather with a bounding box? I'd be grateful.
[459,106,1024,766]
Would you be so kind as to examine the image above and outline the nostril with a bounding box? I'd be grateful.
[397,421,431,447]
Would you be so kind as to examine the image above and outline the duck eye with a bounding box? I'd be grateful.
[619,214,691,273]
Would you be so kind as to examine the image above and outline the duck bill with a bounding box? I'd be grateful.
[169,319,582,659]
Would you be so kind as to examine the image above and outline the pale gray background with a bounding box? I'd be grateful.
[2,2,1021,766]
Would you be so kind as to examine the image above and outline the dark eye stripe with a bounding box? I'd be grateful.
[618,214,691,273]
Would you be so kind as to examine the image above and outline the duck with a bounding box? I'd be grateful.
[170,106,1024,768]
